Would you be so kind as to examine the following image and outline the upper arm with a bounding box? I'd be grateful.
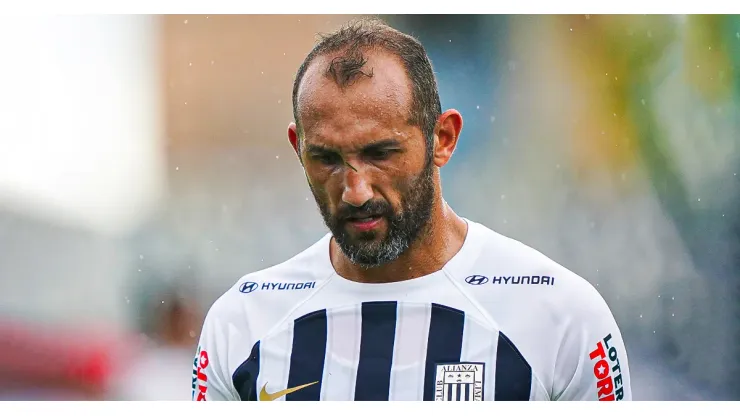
[552,284,632,401]
[192,302,241,401]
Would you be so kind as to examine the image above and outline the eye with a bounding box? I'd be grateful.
[310,152,342,166]
[364,148,395,161]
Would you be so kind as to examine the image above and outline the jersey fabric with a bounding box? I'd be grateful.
[192,219,631,401]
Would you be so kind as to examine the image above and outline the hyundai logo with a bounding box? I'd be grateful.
[239,281,259,294]
[465,275,489,285]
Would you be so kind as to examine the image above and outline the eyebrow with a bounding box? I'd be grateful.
[305,138,403,155]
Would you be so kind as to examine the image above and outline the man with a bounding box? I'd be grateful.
[193,19,632,401]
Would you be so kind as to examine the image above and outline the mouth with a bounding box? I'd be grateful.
[345,214,384,232]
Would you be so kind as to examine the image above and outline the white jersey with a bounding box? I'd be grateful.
[193,219,631,401]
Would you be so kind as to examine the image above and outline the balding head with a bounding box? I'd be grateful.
[291,19,442,151]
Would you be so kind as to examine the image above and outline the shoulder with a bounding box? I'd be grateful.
[203,233,335,339]
[464,220,611,321]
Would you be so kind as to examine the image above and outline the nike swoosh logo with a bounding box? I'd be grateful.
[259,381,318,401]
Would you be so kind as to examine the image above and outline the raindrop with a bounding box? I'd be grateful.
[503,219,508,224]
[175,166,179,171]
[671,297,675,300]
[275,155,280,159]
[736,32,739,39]
[305,197,309,201]
[261,259,264,262]
[184,19,188,24]
[261,71,264,75]
[585,14,590,19]
[490,116,496,123]
[189,331,196,338]
[500,194,506,200]
[210,60,215,65]
[698,198,701,202]
[189,62,192,67]
[161,300,165,304]
[639,314,643,318]
[569,28,573,32]
[641,99,646,105]
[556,164,561,169]
[658,295,661,298]
[139,254,144,260]
[278,99,282,104]
[449,39,452,43]
[653,330,656,334]
[138,269,141,272]
[184,101,188,105]
[476,105,480,110]
[672,313,675,317]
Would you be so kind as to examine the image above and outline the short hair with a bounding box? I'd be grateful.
[291,18,442,153]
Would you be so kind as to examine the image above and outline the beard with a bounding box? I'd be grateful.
[311,160,435,269]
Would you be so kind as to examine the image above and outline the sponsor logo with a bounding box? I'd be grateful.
[259,381,318,401]
[491,275,555,286]
[192,347,209,401]
[238,281,316,294]
[434,362,485,401]
[464,275,556,286]
[589,333,625,401]
[239,282,259,293]
[465,275,489,285]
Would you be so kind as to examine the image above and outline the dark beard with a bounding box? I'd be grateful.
[311,160,435,269]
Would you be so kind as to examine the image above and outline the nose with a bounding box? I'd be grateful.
[341,164,373,207]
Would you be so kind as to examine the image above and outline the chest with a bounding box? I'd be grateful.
[232,301,535,401]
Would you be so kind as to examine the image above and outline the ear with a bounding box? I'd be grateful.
[433,109,463,168]
[288,122,300,157]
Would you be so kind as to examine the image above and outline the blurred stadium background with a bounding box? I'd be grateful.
[0,14,738,400]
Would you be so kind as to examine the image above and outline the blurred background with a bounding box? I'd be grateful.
[0,14,738,400]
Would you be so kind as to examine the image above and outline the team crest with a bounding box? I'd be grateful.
[434,362,485,401]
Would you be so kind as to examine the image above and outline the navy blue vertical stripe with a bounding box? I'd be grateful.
[286,309,328,401]
[423,304,465,401]
[232,341,261,401]
[354,301,398,401]
[494,332,532,401]
[456,384,462,401]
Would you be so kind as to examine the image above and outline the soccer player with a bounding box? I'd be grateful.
[192,19,632,401]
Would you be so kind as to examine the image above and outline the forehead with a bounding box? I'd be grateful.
[296,49,416,148]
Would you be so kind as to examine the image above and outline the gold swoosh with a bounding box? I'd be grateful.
[259,381,318,401]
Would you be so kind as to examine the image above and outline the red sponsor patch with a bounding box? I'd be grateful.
[192,348,209,401]
[589,334,625,401]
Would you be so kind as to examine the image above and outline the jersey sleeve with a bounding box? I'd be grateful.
[551,282,632,401]
[192,301,240,401]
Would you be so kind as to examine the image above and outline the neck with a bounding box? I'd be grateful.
[330,199,468,284]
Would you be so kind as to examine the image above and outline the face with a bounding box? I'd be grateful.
[292,51,436,268]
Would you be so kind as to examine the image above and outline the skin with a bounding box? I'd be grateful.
[288,49,467,284]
